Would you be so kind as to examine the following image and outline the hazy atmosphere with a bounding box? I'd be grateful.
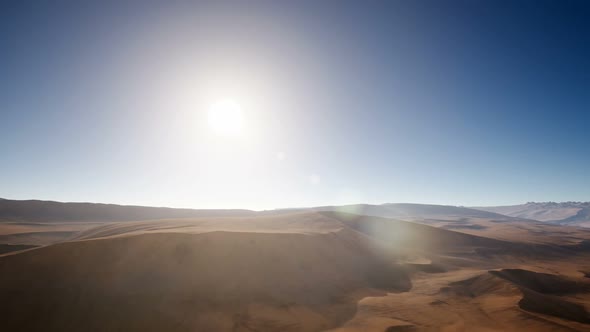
[2,0,589,209]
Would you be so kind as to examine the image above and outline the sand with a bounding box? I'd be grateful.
[1,211,590,331]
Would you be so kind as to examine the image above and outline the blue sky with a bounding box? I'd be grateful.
[1,0,589,209]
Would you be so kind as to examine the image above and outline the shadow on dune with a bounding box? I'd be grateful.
[0,244,37,255]
[0,220,411,332]
[447,268,590,324]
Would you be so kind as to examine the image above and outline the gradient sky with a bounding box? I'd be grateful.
[1,0,589,210]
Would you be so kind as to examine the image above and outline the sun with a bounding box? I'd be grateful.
[207,100,244,136]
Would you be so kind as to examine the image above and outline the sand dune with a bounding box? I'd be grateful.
[490,269,590,294]
[0,213,411,331]
[402,216,590,246]
[448,269,590,325]
[275,203,518,222]
[336,267,590,331]
[0,221,107,246]
[1,210,590,331]
[0,243,37,254]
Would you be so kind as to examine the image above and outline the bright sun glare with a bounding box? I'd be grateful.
[208,100,244,136]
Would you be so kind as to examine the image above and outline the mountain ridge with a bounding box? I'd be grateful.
[473,202,590,228]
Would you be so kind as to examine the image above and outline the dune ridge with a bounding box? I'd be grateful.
[447,269,590,325]
[0,213,412,332]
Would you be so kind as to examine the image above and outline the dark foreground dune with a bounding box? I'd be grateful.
[0,213,409,331]
[1,212,590,331]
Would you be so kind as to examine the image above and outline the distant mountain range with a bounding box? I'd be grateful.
[0,198,255,222]
[0,198,515,223]
[472,202,590,228]
[300,203,516,221]
[2,198,589,228]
